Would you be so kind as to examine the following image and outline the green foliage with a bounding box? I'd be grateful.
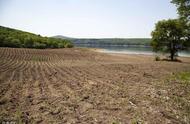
[177,72,190,82]
[24,37,34,48]
[151,19,185,60]
[64,42,74,48]
[169,71,190,122]
[0,26,73,49]
[151,1,190,61]
[171,0,190,46]
[33,42,46,49]
[11,39,21,47]
[171,0,190,21]
[154,56,161,61]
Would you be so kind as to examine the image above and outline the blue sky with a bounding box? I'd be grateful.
[0,0,178,38]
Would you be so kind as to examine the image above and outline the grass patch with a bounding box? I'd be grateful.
[31,56,47,61]
[131,116,144,124]
[177,72,190,82]
[155,71,190,123]
[15,109,22,124]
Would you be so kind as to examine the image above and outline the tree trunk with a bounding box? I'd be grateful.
[170,50,174,61]
[170,41,174,61]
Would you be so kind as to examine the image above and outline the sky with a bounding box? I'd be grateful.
[0,0,178,38]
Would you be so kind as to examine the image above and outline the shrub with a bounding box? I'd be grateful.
[64,43,74,48]
[33,42,46,49]
[11,39,21,47]
[155,56,160,61]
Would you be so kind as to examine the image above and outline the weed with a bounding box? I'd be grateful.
[160,71,190,123]
[177,72,190,82]
[112,121,120,124]
[15,109,22,124]
[154,56,160,61]
[131,117,143,124]
[31,56,47,61]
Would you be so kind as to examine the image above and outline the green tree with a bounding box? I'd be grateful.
[171,0,190,46]
[151,19,185,61]
[171,0,190,21]
[64,42,74,48]
[11,39,21,47]
[24,37,34,48]
[33,42,46,49]
[58,43,65,48]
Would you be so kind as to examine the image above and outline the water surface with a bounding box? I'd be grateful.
[76,44,190,57]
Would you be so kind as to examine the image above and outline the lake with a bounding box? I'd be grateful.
[75,44,190,57]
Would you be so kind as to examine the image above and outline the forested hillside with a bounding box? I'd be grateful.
[0,26,73,49]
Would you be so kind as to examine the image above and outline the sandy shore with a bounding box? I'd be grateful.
[91,47,190,58]
[0,47,190,123]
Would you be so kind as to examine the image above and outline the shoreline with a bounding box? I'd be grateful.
[87,47,190,58]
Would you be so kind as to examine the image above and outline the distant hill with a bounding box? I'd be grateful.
[53,35,151,46]
[0,26,73,49]
[53,35,74,39]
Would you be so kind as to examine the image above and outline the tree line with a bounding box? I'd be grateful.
[0,26,73,49]
[72,38,151,46]
[151,0,190,61]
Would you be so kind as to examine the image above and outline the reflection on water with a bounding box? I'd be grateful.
[76,44,190,57]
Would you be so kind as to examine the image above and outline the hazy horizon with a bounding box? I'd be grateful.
[0,0,178,38]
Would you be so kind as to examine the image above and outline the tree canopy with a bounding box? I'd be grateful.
[171,0,190,46]
[0,26,73,49]
[171,0,190,21]
[151,0,190,61]
[151,19,185,60]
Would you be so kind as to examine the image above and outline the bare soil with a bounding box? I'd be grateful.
[0,48,190,124]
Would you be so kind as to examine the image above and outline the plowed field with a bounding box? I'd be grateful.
[0,48,190,123]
